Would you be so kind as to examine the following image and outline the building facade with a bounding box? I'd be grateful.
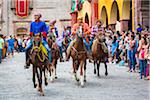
[70,0,149,32]
[0,0,3,31]
[70,0,92,27]
[1,0,71,36]
[133,0,149,30]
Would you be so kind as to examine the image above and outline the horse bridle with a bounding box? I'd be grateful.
[71,46,86,60]
[31,33,46,62]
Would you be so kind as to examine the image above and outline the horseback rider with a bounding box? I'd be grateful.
[62,26,71,38]
[91,19,104,38]
[47,22,57,42]
[66,17,91,61]
[62,26,71,48]
[48,20,59,38]
[92,19,108,55]
[24,13,52,68]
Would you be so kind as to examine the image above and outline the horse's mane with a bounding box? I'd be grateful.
[74,36,85,52]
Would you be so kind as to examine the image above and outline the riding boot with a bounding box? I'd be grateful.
[48,51,52,63]
[59,46,64,62]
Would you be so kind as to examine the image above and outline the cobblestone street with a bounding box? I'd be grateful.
[0,53,149,100]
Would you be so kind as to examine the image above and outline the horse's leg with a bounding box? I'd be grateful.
[80,61,84,87]
[73,60,79,82]
[32,66,37,88]
[50,65,55,83]
[36,68,44,95]
[54,60,57,79]
[84,60,87,82]
[43,67,48,86]
[104,61,108,76]
[49,67,51,77]
[36,68,40,91]
[97,61,100,77]
[39,68,44,96]
[65,50,67,59]
[94,60,96,74]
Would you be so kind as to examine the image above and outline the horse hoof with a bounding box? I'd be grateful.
[76,79,79,82]
[37,87,41,92]
[94,70,96,74]
[55,76,58,79]
[84,79,86,82]
[45,82,48,86]
[105,73,108,76]
[50,79,54,83]
[81,84,84,88]
[40,92,44,96]
[34,84,37,88]
[37,88,41,92]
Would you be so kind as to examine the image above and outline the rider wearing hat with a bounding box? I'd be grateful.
[24,13,52,68]
[66,16,91,61]
[91,19,104,38]
[92,19,108,54]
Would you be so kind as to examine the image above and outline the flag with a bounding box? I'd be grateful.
[16,0,29,18]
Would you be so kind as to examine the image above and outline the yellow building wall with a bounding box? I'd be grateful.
[132,0,135,31]
[78,1,92,26]
[98,0,130,25]
[76,0,134,30]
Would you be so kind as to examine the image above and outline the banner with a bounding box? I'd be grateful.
[16,0,28,18]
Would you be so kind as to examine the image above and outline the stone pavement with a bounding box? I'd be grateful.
[0,53,149,100]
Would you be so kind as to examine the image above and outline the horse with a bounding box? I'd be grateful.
[29,34,55,96]
[91,35,108,77]
[47,36,60,80]
[70,34,87,87]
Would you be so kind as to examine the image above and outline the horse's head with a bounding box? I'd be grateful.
[77,32,84,39]
[47,36,53,48]
[33,34,42,53]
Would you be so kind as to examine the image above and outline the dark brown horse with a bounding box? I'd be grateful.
[92,37,108,77]
[70,35,87,87]
[47,37,60,81]
[29,35,54,96]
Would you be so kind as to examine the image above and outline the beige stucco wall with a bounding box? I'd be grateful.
[78,1,92,27]
[1,0,71,36]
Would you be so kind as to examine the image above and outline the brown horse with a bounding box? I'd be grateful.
[29,35,54,96]
[47,37,60,81]
[92,37,108,77]
[70,35,87,87]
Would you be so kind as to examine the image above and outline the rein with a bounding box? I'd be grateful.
[72,46,86,54]
[31,42,46,62]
